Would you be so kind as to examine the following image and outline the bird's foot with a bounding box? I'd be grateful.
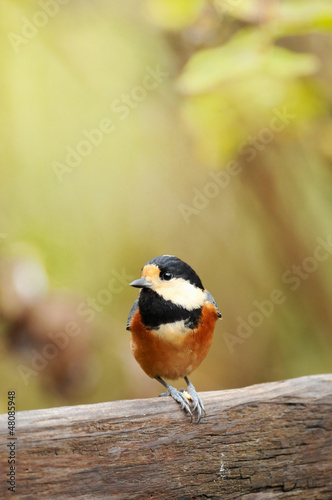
[156,376,205,423]
[181,377,206,423]
[159,386,193,420]
[156,377,193,420]
[158,392,169,397]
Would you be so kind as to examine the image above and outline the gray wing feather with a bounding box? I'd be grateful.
[126,298,139,331]
[205,290,222,318]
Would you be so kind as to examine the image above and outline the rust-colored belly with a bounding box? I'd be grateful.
[130,303,219,380]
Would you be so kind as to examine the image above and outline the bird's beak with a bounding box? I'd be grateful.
[129,277,152,289]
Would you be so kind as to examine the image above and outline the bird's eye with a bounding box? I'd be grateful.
[161,271,173,281]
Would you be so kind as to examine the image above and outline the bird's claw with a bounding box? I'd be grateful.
[161,387,193,420]
[158,392,169,397]
[156,377,205,423]
[181,379,206,423]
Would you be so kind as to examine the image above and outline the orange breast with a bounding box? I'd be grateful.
[129,302,219,380]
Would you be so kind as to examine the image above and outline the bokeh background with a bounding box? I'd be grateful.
[1,0,332,413]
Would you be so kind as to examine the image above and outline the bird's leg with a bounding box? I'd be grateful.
[156,376,192,419]
[182,376,206,423]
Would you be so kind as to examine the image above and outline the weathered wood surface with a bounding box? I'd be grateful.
[0,374,332,499]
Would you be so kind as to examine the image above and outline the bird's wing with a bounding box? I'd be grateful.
[126,298,139,331]
[205,290,222,318]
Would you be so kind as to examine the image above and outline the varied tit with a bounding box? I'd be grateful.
[126,255,221,422]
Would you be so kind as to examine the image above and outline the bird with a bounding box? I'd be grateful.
[126,255,221,422]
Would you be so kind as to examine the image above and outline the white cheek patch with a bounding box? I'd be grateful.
[152,277,206,310]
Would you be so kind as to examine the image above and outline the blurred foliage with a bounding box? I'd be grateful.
[0,0,332,413]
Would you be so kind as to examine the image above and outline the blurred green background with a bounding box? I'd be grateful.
[1,0,332,413]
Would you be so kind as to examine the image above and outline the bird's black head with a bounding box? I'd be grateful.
[145,255,204,290]
[129,255,206,329]
[129,255,206,319]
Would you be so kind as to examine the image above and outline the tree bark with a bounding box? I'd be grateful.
[1,374,331,499]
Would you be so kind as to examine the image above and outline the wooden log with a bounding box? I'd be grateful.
[1,374,332,498]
